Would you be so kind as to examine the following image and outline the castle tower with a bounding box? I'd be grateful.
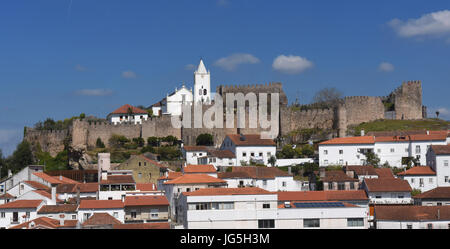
[194,59,211,104]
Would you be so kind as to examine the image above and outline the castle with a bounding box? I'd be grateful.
[24,60,426,157]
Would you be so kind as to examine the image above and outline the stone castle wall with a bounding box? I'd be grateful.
[25,128,68,157]
[393,81,423,120]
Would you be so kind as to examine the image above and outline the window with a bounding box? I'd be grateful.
[328,182,334,190]
[243,152,247,157]
[324,160,328,165]
[411,178,415,183]
[263,180,267,186]
[339,150,343,155]
[0,212,4,218]
[437,203,442,206]
[72,215,76,220]
[177,188,181,193]
[350,182,355,190]
[186,188,191,192]
[339,159,344,165]
[324,150,328,155]
[251,152,255,157]
[407,224,413,229]
[445,160,449,167]
[267,152,271,157]
[259,152,263,157]
[390,148,395,153]
[150,209,158,219]
[282,181,286,187]
[429,178,433,183]
[138,162,142,167]
[131,212,137,218]
[377,149,381,153]
[338,182,345,190]
[405,148,408,153]
[427,223,433,229]
[304,219,320,228]
[144,162,147,166]
[108,197,113,200]
[138,173,142,179]
[113,212,118,218]
[415,145,421,154]
[375,196,381,199]
[258,219,275,229]
[445,176,449,183]
[347,218,364,227]
[263,203,270,209]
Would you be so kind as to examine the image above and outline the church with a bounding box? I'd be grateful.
[150,59,212,116]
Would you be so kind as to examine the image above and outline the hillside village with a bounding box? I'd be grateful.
[1,60,450,229]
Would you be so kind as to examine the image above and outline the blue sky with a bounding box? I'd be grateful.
[1,0,450,156]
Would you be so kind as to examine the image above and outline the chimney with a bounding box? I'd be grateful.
[76,185,81,206]
[426,130,430,135]
[8,170,12,177]
[59,175,63,181]
[51,185,57,205]
[288,166,292,175]
[59,214,65,226]
[361,129,365,136]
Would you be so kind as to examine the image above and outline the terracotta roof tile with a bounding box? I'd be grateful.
[183,146,208,152]
[113,222,170,229]
[364,178,412,192]
[413,187,450,199]
[10,217,78,229]
[375,205,450,221]
[226,134,276,146]
[0,200,43,209]
[124,195,169,206]
[0,193,15,199]
[51,175,80,184]
[136,183,157,191]
[38,204,78,214]
[225,166,290,179]
[397,166,436,176]
[208,150,236,158]
[431,145,450,155]
[163,174,226,185]
[82,213,122,227]
[322,170,358,182]
[183,187,272,196]
[100,175,135,184]
[320,136,375,145]
[33,172,62,184]
[183,164,217,173]
[344,166,378,176]
[23,181,51,191]
[374,168,395,179]
[158,171,183,181]
[78,200,124,209]
[110,104,147,115]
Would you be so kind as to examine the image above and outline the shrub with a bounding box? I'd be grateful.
[96,138,105,148]
[196,133,214,146]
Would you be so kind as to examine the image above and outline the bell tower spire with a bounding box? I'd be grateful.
[194,59,211,104]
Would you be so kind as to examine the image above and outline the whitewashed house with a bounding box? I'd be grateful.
[199,150,237,167]
[98,171,136,201]
[178,187,278,229]
[397,166,437,192]
[361,178,412,205]
[181,146,209,165]
[77,199,125,223]
[107,104,148,124]
[218,166,306,191]
[319,130,448,168]
[427,145,450,187]
[37,204,78,221]
[0,200,45,229]
[0,165,44,195]
[220,134,276,166]
[413,187,450,206]
[182,164,218,177]
[374,205,450,229]
[277,201,369,229]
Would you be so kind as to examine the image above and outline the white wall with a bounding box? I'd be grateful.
[109,113,148,125]
[376,220,450,229]
[165,87,193,116]
[78,208,125,223]
[319,144,373,167]
[275,158,314,167]
[366,191,412,205]
[400,175,437,192]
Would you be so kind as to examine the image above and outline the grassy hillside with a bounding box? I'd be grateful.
[349,119,449,136]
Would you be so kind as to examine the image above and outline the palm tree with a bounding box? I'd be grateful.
[436,111,440,119]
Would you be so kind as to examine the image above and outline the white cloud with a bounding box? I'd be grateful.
[428,107,450,120]
[185,64,196,70]
[214,53,260,71]
[74,64,87,72]
[122,70,137,79]
[378,62,395,72]
[75,89,113,96]
[272,55,313,74]
[388,10,450,38]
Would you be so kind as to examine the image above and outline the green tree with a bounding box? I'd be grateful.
[9,141,34,173]
[147,109,153,117]
[364,151,381,167]
[96,137,105,148]
[109,134,130,148]
[280,144,297,159]
[79,113,86,120]
[162,135,178,146]
[196,133,214,146]
[268,155,277,167]
[299,144,314,158]
[147,136,160,147]
[132,137,145,147]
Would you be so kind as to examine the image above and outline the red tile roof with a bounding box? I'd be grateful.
[23,181,51,191]
[226,134,276,146]
[431,145,450,155]
[183,187,272,196]
[320,136,375,145]
[183,164,217,173]
[33,190,62,202]
[38,204,78,214]
[113,222,170,229]
[397,166,436,176]
[374,168,395,179]
[100,175,135,184]
[375,205,450,221]
[279,201,358,208]
[322,170,358,182]
[82,213,122,227]
[78,200,124,209]
[10,217,77,229]
[158,171,183,181]
[110,104,147,115]
[57,183,99,193]
[51,175,80,184]
[363,178,412,192]
[136,183,157,191]
[344,166,378,176]
[219,166,290,179]
[413,187,450,199]
[163,174,226,185]
[0,193,15,199]
[0,200,43,209]
[183,146,208,152]
[124,195,169,207]
[208,149,236,158]
[33,172,63,184]
[277,190,368,202]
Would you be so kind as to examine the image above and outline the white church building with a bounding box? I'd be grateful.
[152,59,212,117]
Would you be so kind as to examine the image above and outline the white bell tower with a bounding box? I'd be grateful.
[194,59,211,104]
